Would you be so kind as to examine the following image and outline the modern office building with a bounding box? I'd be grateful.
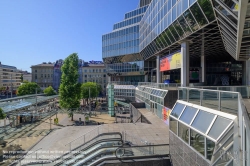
[104,0,250,166]
[31,62,54,90]
[103,0,250,86]
[0,62,22,91]
[102,0,155,83]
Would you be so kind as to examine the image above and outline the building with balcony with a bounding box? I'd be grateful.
[0,62,22,91]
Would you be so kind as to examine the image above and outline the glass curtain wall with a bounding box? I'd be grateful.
[139,0,215,60]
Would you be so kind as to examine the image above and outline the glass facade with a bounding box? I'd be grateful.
[139,0,215,59]
[169,101,235,164]
[106,61,144,73]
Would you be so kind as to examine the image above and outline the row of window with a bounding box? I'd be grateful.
[103,46,140,58]
[113,15,143,30]
[103,39,139,52]
[140,0,200,50]
[106,61,144,73]
[83,69,106,73]
[84,74,106,78]
[140,0,215,59]
[124,5,148,19]
[102,26,139,41]
[34,69,53,73]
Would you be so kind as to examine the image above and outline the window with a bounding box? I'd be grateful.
[178,122,189,143]
[35,70,37,72]
[99,69,101,72]
[103,74,106,77]
[191,110,215,133]
[41,74,43,78]
[170,103,185,118]
[190,129,205,156]
[179,106,197,124]
[45,74,46,78]
[85,70,87,72]
[170,117,178,135]
[208,116,231,140]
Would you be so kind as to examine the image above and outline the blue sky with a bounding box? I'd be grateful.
[0,0,138,72]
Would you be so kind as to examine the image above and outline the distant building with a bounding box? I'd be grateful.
[23,73,32,82]
[0,62,22,90]
[31,62,54,90]
[31,60,106,92]
[82,61,107,94]
[52,59,84,91]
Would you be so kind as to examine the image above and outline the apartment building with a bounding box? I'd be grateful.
[0,62,22,90]
[82,62,107,93]
[31,62,54,89]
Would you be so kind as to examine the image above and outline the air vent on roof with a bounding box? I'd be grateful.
[43,62,47,64]
[48,62,52,64]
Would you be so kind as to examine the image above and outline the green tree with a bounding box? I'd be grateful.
[20,74,23,82]
[44,86,56,96]
[0,108,6,119]
[81,82,100,104]
[59,53,81,121]
[17,82,41,96]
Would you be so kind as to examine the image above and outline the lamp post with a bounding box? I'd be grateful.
[10,74,12,98]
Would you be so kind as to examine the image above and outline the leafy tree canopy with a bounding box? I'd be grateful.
[44,86,56,96]
[0,108,6,119]
[81,82,101,99]
[17,82,41,96]
[59,53,81,118]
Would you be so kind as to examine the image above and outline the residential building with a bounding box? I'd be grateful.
[23,73,32,82]
[0,62,22,90]
[31,62,54,90]
[82,61,107,94]
[52,59,84,91]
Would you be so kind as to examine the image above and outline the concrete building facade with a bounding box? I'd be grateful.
[31,62,54,90]
[0,62,22,91]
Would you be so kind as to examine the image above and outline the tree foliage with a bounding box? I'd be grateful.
[44,86,56,96]
[20,74,23,82]
[59,53,81,121]
[0,108,6,119]
[81,82,100,101]
[17,82,41,96]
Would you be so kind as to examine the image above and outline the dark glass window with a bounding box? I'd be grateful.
[170,117,178,134]
[190,2,208,27]
[183,9,199,31]
[178,122,189,143]
[190,129,205,156]
[197,0,215,22]
[206,138,215,160]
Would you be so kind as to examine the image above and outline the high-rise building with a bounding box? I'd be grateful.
[102,1,155,83]
[104,1,250,165]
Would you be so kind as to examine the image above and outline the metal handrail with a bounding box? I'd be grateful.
[115,144,170,159]
[65,126,100,146]
[178,87,239,94]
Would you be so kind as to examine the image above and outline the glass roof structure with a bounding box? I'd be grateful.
[170,100,235,142]
[0,95,58,113]
[169,100,237,164]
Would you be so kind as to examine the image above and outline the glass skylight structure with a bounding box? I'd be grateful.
[169,100,236,165]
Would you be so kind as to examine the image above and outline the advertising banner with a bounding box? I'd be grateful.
[160,51,181,72]
[162,107,171,126]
